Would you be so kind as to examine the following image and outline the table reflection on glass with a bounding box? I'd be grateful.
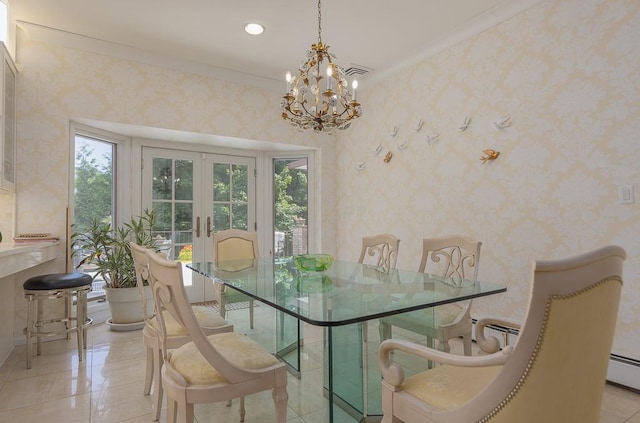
[188,258,506,423]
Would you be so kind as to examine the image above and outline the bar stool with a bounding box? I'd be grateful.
[23,273,93,369]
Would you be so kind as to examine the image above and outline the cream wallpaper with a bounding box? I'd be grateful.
[8,0,639,361]
[11,34,338,337]
[333,0,639,359]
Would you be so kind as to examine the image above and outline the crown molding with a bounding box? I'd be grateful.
[16,21,283,92]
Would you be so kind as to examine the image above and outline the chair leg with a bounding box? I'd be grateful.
[438,337,451,353]
[176,401,194,423]
[25,295,35,369]
[36,298,43,357]
[75,291,84,362]
[462,333,472,356]
[152,346,163,421]
[249,300,254,329]
[81,289,90,349]
[219,289,227,320]
[65,293,72,340]
[378,320,391,343]
[272,387,288,423]
[167,399,177,423]
[144,346,153,395]
[239,396,246,422]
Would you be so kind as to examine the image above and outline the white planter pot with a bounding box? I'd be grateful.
[105,286,153,327]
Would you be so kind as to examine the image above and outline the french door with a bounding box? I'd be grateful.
[141,147,255,302]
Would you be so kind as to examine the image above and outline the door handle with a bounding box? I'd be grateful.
[207,217,213,238]
[195,216,201,238]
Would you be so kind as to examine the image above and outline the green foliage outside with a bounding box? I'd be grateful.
[74,142,309,265]
[74,142,113,233]
[274,160,307,233]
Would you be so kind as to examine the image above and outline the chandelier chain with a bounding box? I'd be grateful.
[317,0,322,43]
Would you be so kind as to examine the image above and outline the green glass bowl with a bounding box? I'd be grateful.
[294,254,334,272]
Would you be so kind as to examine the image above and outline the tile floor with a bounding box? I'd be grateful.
[0,304,639,423]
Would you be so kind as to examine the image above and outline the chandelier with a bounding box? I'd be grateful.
[281,0,362,133]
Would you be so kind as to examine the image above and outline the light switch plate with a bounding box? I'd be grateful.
[619,185,634,204]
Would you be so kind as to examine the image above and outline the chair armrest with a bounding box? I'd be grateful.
[475,317,521,353]
[378,338,513,388]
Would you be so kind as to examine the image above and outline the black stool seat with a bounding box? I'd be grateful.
[23,272,93,369]
[23,273,93,291]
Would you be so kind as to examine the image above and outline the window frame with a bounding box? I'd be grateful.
[68,122,132,299]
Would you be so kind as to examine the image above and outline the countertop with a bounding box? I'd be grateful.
[0,241,59,279]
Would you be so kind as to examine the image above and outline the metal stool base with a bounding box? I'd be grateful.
[23,285,93,369]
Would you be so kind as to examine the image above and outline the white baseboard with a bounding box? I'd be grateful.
[607,356,640,391]
[473,320,639,391]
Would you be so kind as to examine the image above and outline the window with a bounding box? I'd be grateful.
[273,157,309,257]
[72,133,116,299]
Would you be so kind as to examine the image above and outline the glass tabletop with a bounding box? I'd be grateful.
[188,257,506,327]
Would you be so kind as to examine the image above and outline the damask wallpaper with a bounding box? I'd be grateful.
[333,0,639,359]
[8,0,639,361]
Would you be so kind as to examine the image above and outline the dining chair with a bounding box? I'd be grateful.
[212,229,260,329]
[379,235,481,355]
[357,233,400,270]
[130,242,233,421]
[146,248,288,423]
[378,245,625,423]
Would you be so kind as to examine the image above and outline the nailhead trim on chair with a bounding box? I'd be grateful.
[478,276,621,423]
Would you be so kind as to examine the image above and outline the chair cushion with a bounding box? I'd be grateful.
[150,305,228,336]
[23,273,92,290]
[402,364,502,410]
[169,332,279,385]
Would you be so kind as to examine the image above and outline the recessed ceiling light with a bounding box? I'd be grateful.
[244,23,264,35]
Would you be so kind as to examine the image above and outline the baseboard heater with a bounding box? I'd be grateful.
[472,319,640,392]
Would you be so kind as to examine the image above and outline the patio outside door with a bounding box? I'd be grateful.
[142,147,255,302]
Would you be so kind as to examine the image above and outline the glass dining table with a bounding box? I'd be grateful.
[188,258,506,423]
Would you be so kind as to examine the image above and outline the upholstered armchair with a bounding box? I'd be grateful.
[378,245,625,423]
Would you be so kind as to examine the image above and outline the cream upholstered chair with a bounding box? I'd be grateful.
[379,235,481,355]
[378,245,625,423]
[213,229,260,329]
[130,242,233,421]
[358,233,400,270]
[146,248,288,423]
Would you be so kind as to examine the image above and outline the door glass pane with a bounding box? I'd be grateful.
[152,201,173,257]
[175,160,194,201]
[174,202,193,253]
[213,204,230,231]
[274,158,308,258]
[213,162,249,231]
[233,203,248,230]
[152,158,172,200]
[150,158,195,262]
[213,163,230,201]
[231,164,248,201]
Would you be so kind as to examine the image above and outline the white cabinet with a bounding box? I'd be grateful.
[0,43,15,192]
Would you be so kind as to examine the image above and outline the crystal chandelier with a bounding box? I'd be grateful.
[281,0,362,133]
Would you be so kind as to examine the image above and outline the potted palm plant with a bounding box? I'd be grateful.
[72,209,161,328]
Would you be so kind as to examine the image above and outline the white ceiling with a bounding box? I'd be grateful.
[12,0,545,90]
